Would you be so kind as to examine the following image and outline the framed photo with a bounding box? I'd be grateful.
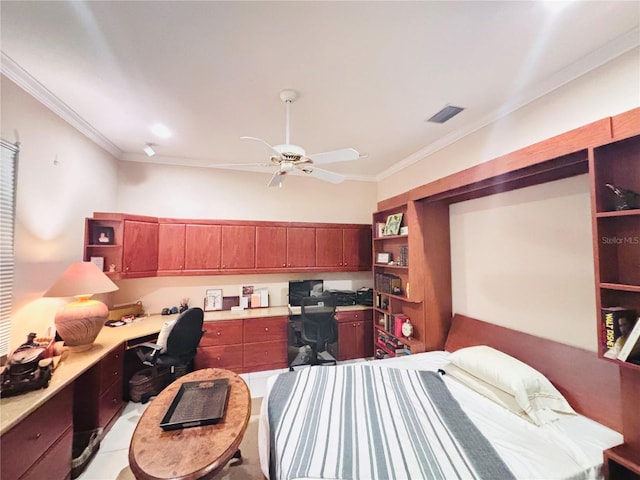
[204,288,223,311]
[383,213,403,236]
[92,225,115,245]
[376,252,391,264]
[90,256,105,271]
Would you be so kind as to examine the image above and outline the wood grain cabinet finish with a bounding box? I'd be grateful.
[255,226,287,269]
[243,316,288,372]
[122,219,158,277]
[1,384,73,480]
[287,227,316,268]
[185,224,222,271]
[221,225,255,270]
[195,320,244,373]
[316,227,343,267]
[157,222,186,273]
[74,344,125,436]
[335,309,373,361]
[343,226,373,269]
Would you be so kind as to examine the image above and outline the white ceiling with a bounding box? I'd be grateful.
[2,1,638,182]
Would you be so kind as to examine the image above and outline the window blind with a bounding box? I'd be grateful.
[0,140,19,359]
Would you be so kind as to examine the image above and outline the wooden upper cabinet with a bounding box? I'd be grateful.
[185,224,221,270]
[157,223,186,272]
[287,227,316,267]
[316,228,343,267]
[122,220,158,276]
[221,225,256,270]
[256,226,287,269]
[343,226,372,270]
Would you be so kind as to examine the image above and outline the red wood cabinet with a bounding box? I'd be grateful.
[243,316,288,372]
[335,309,373,361]
[255,226,287,269]
[157,222,186,272]
[195,320,244,373]
[221,225,255,270]
[122,220,158,277]
[184,224,221,271]
[1,385,73,480]
[287,227,316,267]
[316,227,343,267]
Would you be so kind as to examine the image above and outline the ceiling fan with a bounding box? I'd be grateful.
[211,89,362,187]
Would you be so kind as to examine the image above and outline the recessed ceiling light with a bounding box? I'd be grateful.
[150,123,172,139]
[426,105,465,124]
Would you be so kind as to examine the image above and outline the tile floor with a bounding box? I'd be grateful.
[76,368,287,480]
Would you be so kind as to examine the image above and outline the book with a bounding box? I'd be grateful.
[617,316,640,362]
[602,307,637,359]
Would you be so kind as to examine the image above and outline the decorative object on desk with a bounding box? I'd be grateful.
[241,285,254,309]
[179,298,189,313]
[605,183,639,211]
[43,261,119,352]
[376,252,391,264]
[107,301,144,321]
[250,288,269,308]
[401,318,414,339]
[204,288,223,311]
[89,256,104,271]
[108,263,116,272]
[91,225,115,245]
[0,333,55,397]
[383,213,403,236]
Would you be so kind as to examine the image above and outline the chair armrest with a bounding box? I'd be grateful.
[137,342,162,351]
[136,342,163,366]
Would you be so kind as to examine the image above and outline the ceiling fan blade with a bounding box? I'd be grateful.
[241,136,282,158]
[299,165,345,184]
[268,171,286,188]
[305,148,360,164]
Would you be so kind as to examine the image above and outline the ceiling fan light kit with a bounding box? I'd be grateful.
[211,89,361,188]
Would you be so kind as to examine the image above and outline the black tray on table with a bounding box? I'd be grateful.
[160,378,229,431]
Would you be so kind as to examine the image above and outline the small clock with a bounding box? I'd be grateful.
[401,319,413,338]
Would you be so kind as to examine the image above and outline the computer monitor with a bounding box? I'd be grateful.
[288,280,324,306]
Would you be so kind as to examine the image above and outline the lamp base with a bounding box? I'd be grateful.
[55,298,108,351]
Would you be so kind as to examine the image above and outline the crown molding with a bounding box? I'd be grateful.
[1,52,123,159]
[376,27,640,181]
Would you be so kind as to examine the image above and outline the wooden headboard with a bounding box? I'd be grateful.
[444,314,622,432]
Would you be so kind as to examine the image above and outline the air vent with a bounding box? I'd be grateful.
[426,105,465,124]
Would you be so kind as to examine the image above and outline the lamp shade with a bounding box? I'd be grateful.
[44,262,119,351]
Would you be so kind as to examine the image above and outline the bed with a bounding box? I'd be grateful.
[258,314,624,480]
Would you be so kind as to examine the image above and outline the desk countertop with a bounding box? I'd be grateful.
[1,304,368,434]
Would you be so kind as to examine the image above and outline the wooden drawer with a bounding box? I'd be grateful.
[243,316,288,341]
[195,345,243,372]
[335,309,372,323]
[20,425,73,480]
[98,376,125,429]
[200,320,243,346]
[99,344,124,392]
[243,340,287,370]
[1,385,73,480]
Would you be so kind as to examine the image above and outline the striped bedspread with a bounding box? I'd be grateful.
[267,364,515,480]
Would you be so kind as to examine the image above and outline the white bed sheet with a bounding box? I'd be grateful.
[259,352,623,480]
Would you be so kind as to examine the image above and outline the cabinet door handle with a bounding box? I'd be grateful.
[216,356,221,361]
[264,327,269,332]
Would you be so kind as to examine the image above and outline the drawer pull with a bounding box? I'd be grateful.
[33,433,42,440]
[217,332,222,336]
[216,356,221,361]
[264,327,269,332]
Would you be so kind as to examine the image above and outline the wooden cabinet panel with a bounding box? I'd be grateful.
[185,224,221,270]
[335,310,373,360]
[200,320,243,347]
[195,346,243,372]
[1,384,73,480]
[123,220,158,276]
[287,227,316,267]
[256,226,287,269]
[316,228,343,267]
[244,316,288,341]
[98,377,125,428]
[221,225,255,270]
[158,223,185,272]
[343,227,372,269]
[20,425,73,480]
[243,340,288,370]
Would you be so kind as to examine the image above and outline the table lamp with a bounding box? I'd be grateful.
[44,261,119,352]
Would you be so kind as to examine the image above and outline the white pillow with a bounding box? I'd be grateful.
[156,319,177,354]
[444,363,531,422]
[447,345,576,425]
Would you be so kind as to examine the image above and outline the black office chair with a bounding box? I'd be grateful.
[135,307,205,379]
[300,295,338,366]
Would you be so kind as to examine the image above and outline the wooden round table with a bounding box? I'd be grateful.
[129,368,251,480]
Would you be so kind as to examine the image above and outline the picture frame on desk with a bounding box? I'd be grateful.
[204,288,223,311]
